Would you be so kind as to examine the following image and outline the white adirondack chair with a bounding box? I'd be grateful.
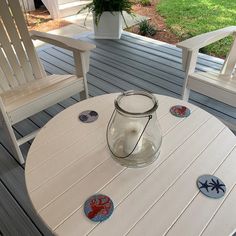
[0,0,95,164]
[177,26,236,113]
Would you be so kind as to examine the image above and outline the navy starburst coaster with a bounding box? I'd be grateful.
[79,110,98,123]
[197,175,226,199]
[170,105,191,118]
[84,194,114,222]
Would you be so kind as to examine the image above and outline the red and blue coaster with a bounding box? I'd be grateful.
[197,175,226,199]
[79,110,98,123]
[170,105,191,118]
[84,194,114,222]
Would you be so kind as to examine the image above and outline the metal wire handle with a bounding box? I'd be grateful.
[106,109,152,158]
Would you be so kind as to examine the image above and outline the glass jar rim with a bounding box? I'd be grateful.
[114,91,158,117]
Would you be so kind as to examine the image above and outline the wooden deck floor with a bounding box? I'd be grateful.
[0,31,236,235]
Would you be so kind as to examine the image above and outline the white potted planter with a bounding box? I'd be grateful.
[78,0,133,40]
[93,11,122,39]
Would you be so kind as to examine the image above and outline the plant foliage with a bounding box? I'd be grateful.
[79,0,134,25]
[139,19,157,36]
[139,0,151,6]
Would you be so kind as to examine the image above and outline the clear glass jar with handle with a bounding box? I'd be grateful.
[106,91,162,167]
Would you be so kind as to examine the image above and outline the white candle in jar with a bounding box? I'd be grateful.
[123,122,143,155]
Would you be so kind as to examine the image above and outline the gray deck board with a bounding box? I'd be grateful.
[122,33,224,67]
[43,33,236,121]
[0,179,41,236]
[0,31,235,235]
[0,142,52,235]
[51,46,182,92]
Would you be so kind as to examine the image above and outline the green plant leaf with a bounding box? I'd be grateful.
[78,0,134,25]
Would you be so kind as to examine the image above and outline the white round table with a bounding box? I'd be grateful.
[25,93,236,236]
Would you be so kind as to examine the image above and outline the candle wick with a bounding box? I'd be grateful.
[131,129,138,134]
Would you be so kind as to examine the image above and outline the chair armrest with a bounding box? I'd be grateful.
[30,30,96,52]
[177,26,236,51]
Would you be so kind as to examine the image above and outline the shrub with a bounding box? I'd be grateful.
[139,0,151,6]
[139,19,157,36]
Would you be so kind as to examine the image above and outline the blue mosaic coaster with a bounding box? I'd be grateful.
[84,194,114,222]
[170,105,191,118]
[197,175,226,199]
[79,110,98,123]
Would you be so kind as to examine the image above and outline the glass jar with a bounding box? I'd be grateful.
[106,91,162,167]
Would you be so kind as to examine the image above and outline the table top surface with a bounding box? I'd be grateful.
[25,93,236,236]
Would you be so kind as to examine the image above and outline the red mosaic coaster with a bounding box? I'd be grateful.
[170,105,191,118]
[84,194,114,222]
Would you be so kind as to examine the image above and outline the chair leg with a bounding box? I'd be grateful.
[79,90,87,100]
[0,110,25,164]
[182,88,190,101]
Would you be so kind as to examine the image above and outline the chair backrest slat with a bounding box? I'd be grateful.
[0,67,11,92]
[0,0,46,93]
[0,21,27,86]
[0,0,35,83]
[7,0,46,79]
[220,34,236,78]
[0,46,18,89]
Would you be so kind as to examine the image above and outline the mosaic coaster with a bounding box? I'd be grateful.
[79,110,98,123]
[84,194,114,222]
[197,175,226,199]
[170,105,191,118]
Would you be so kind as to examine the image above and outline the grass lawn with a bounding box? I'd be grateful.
[157,0,236,58]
